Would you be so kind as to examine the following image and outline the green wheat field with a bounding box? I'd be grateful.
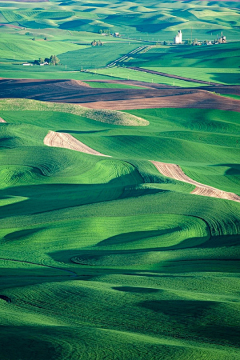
[0,0,240,359]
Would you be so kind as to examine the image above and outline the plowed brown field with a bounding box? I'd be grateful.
[1,79,240,111]
[151,161,240,203]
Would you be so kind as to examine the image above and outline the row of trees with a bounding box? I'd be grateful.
[34,55,60,65]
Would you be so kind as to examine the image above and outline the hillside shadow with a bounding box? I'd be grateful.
[138,299,240,346]
[0,183,162,219]
[112,286,159,293]
[97,228,180,247]
[213,163,240,176]
[211,72,240,85]
[4,227,45,242]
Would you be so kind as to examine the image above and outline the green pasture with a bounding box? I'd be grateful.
[0,100,239,193]
[124,42,240,68]
[91,67,203,87]
[85,81,148,89]
[0,0,240,43]
[0,101,240,359]
[1,0,240,81]
[0,33,86,62]
[0,63,120,80]
[58,43,140,70]
[143,66,240,85]
[1,0,240,357]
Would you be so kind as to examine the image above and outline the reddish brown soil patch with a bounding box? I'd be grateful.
[151,161,240,203]
[0,117,6,123]
[81,90,240,111]
[0,79,240,112]
[44,131,110,157]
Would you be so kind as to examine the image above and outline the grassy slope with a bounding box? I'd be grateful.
[0,0,240,358]
[92,66,204,87]
[123,42,240,85]
[85,81,148,89]
[58,43,140,70]
[1,0,240,82]
[0,33,85,61]
[0,100,240,360]
[1,103,239,193]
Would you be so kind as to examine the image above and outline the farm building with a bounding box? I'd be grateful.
[174,30,182,44]
[218,35,227,43]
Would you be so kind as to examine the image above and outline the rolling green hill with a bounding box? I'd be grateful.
[0,0,240,358]
[0,0,240,81]
[0,99,240,360]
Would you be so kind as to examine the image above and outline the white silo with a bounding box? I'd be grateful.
[174,30,182,44]
[178,30,182,43]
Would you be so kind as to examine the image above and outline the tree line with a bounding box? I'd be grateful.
[34,55,60,65]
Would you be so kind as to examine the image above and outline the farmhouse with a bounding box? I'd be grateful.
[174,30,182,44]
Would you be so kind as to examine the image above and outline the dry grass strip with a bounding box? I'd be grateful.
[151,160,240,203]
[44,131,110,157]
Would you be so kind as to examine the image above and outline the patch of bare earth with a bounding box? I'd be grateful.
[81,91,240,111]
[0,117,6,123]
[1,79,240,112]
[44,131,110,157]
[151,161,240,203]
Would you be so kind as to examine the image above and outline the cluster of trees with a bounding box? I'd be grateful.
[91,40,103,46]
[34,55,60,65]
[98,29,111,35]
